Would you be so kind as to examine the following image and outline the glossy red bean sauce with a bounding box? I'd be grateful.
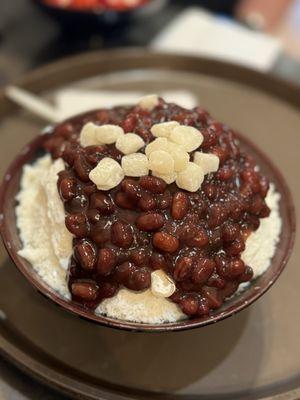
[43,99,270,318]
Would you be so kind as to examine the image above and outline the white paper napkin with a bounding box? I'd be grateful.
[54,89,198,120]
[152,8,282,72]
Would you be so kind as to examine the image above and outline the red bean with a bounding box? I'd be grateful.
[59,177,77,201]
[98,282,118,299]
[153,232,179,253]
[65,194,89,213]
[157,190,172,210]
[84,145,106,166]
[180,294,199,316]
[202,286,222,309]
[136,212,165,232]
[222,222,240,242]
[139,176,167,194]
[130,248,151,267]
[111,221,133,248]
[240,169,260,193]
[130,267,151,291]
[73,154,92,182]
[74,239,97,270]
[71,280,99,301]
[150,253,169,271]
[90,220,111,245]
[192,258,215,285]
[65,213,89,237]
[82,182,97,196]
[174,257,193,281]
[54,122,73,138]
[138,193,156,211]
[211,146,229,164]
[115,192,135,210]
[171,192,189,220]
[90,193,115,215]
[121,114,137,132]
[225,236,245,256]
[86,209,101,223]
[238,265,254,282]
[97,248,117,276]
[208,203,228,228]
[114,262,136,285]
[121,179,141,201]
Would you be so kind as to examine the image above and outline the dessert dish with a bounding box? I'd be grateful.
[16,95,282,324]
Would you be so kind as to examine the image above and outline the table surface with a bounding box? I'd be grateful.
[1,1,300,399]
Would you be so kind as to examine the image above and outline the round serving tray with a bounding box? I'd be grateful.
[0,50,299,399]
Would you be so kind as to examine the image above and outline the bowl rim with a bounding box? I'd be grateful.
[0,112,296,332]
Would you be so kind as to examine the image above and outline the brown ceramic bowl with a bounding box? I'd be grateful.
[0,115,295,332]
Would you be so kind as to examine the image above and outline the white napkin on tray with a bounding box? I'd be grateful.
[54,89,198,120]
[152,8,282,72]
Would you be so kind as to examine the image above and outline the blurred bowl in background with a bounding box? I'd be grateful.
[33,0,168,30]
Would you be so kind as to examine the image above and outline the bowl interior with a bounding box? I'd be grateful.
[0,125,295,332]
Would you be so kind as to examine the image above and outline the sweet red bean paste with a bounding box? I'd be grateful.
[43,98,270,318]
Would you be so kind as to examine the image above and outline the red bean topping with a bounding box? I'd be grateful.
[216,165,234,181]
[211,146,229,164]
[97,248,117,276]
[115,192,135,210]
[65,213,90,237]
[202,286,222,309]
[139,176,167,194]
[130,267,151,291]
[73,154,92,182]
[86,209,101,223]
[222,222,240,242]
[98,282,118,299]
[65,194,89,213]
[171,192,189,220]
[203,183,219,201]
[197,297,210,316]
[180,294,199,316]
[150,253,169,271]
[89,220,111,245]
[53,122,73,138]
[84,145,106,166]
[192,258,215,286]
[111,221,133,248]
[181,225,209,248]
[208,203,228,228]
[157,190,172,210]
[130,248,150,267]
[83,182,97,196]
[207,273,227,289]
[225,236,246,256]
[90,193,115,215]
[153,232,179,253]
[238,266,254,283]
[138,192,156,211]
[174,257,193,281]
[121,114,137,132]
[259,175,270,197]
[71,280,99,301]
[74,239,97,270]
[121,179,142,201]
[43,100,272,315]
[59,177,77,201]
[240,169,261,193]
[136,212,165,232]
[114,261,135,285]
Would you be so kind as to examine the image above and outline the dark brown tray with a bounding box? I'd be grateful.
[0,50,299,399]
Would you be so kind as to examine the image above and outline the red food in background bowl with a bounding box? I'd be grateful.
[43,0,149,11]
